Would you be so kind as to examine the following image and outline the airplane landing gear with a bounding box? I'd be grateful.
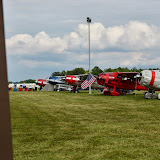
[102,86,121,96]
[144,89,157,99]
[71,86,79,93]
[144,92,157,99]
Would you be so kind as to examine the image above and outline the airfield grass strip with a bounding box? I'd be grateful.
[9,91,160,160]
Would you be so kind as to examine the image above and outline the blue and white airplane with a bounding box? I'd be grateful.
[46,76,73,91]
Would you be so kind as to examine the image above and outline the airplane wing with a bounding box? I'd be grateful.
[65,74,89,82]
[117,72,139,79]
[47,76,66,82]
[54,75,88,81]
[55,83,73,89]
[74,74,98,81]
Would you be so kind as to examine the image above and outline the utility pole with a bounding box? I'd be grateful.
[87,17,91,94]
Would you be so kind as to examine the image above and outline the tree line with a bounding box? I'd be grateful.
[9,66,159,83]
[9,79,36,84]
[51,66,160,76]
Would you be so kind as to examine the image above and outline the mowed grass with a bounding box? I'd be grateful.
[9,91,160,160]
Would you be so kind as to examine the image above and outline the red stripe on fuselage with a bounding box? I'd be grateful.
[149,71,155,86]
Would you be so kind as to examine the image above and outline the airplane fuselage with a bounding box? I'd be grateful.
[97,72,147,90]
[47,76,65,85]
[139,70,160,89]
[65,75,104,89]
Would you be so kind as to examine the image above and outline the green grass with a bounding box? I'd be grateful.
[9,91,160,160]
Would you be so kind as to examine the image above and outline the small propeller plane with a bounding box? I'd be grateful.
[36,79,47,87]
[97,72,148,96]
[65,74,104,93]
[47,76,72,91]
[138,70,160,99]
[36,76,72,91]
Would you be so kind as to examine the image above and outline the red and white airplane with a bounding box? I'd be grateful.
[138,70,160,99]
[36,79,47,87]
[65,74,104,93]
[97,72,148,96]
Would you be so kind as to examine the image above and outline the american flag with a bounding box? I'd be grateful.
[81,73,96,89]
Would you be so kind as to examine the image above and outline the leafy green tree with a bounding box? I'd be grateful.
[104,67,130,72]
[50,66,158,78]
[51,72,61,76]
[137,68,143,72]
[104,68,112,72]
[123,67,130,72]
[60,70,66,76]
[131,67,137,72]
[19,79,36,83]
[117,67,123,72]
[85,70,89,74]
[72,68,85,75]
[66,70,73,75]
[8,81,13,84]
[91,66,103,75]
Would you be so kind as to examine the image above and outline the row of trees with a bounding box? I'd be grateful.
[51,68,86,76]
[51,66,160,76]
[9,79,36,84]
[10,66,159,83]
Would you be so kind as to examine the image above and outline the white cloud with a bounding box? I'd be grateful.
[6,21,160,56]
[90,51,160,69]
[6,31,68,55]
[118,21,159,50]
[6,21,160,72]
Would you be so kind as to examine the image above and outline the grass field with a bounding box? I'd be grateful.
[9,91,160,160]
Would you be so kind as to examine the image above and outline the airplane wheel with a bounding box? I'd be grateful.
[144,92,157,99]
[144,92,152,99]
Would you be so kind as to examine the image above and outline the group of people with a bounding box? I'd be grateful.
[9,83,40,91]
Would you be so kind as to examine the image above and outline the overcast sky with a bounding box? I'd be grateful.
[3,0,160,81]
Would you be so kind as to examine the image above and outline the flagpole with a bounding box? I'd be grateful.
[87,17,91,94]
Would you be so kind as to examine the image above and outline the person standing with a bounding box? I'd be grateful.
[23,83,26,91]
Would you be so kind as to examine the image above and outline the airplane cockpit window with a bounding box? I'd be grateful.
[49,77,59,80]
[55,77,59,80]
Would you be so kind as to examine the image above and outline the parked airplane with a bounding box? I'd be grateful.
[97,72,148,96]
[65,74,104,93]
[36,79,47,87]
[47,76,72,91]
[36,76,72,91]
[138,70,160,99]
[47,76,65,85]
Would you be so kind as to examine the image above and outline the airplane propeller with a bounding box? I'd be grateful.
[97,73,116,86]
[134,73,142,84]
